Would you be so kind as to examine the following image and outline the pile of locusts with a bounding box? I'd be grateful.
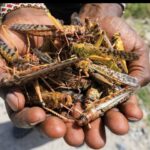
[0,17,140,127]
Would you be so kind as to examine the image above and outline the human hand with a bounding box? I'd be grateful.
[75,3,150,149]
[0,7,67,139]
[0,7,106,148]
[1,4,150,150]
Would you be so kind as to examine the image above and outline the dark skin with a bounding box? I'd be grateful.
[0,3,150,149]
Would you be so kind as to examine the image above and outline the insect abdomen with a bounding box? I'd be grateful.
[71,42,139,61]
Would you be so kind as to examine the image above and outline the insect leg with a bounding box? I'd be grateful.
[94,31,104,47]
[33,80,46,107]
[43,106,71,122]
[25,33,31,62]
[40,77,55,92]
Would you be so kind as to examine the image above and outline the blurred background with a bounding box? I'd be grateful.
[124,3,150,127]
[0,3,150,150]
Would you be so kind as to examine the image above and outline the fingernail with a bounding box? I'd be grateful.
[6,93,19,111]
[29,119,44,126]
[128,117,139,122]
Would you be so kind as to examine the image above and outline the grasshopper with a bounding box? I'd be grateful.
[77,86,137,126]
[0,18,141,127]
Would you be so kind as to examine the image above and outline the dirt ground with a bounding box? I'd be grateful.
[0,96,150,150]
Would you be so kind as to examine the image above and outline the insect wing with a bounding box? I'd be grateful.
[95,88,134,112]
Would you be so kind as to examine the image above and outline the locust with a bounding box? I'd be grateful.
[10,24,86,39]
[0,17,141,127]
[0,55,80,87]
[71,42,139,61]
[74,59,139,87]
[77,86,137,126]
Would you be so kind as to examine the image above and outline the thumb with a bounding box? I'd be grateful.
[99,16,150,86]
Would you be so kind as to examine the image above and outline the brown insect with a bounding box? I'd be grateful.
[77,86,136,126]
[0,18,141,127]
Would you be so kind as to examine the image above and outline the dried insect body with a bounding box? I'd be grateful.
[71,42,139,61]
[112,32,128,73]
[10,24,58,37]
[89,64,139,87]
[86,87,102,101]
[74,59,139,87]
[10,23,86,39]
[48,70,92,92]
[77,87,136,126]
[0,18,141,127]
[0,55,80,87]
[31,48,53,64]
[9,20,109,48]
[24,83,74,121]
[31,90,73,109]
[0,39,23,64]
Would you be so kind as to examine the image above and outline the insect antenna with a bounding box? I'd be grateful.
[25,33,31,62]
[40,77,55,92]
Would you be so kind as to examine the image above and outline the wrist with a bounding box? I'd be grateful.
[79,3,123,22]
[0,3,48,20]
[2,7,51,27]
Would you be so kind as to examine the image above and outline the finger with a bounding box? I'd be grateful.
[0,57,7,75]
[64,122,84,147]
[84,118,106,149]
[5,90,25,111]
[71,102,83,119]
[64,102,85,146]
[40,116,67,139]
[104,108,129,135]
[7,106,46,128]
[119,95,143,121]
[128,45,150,86]
[129,68,150,87]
